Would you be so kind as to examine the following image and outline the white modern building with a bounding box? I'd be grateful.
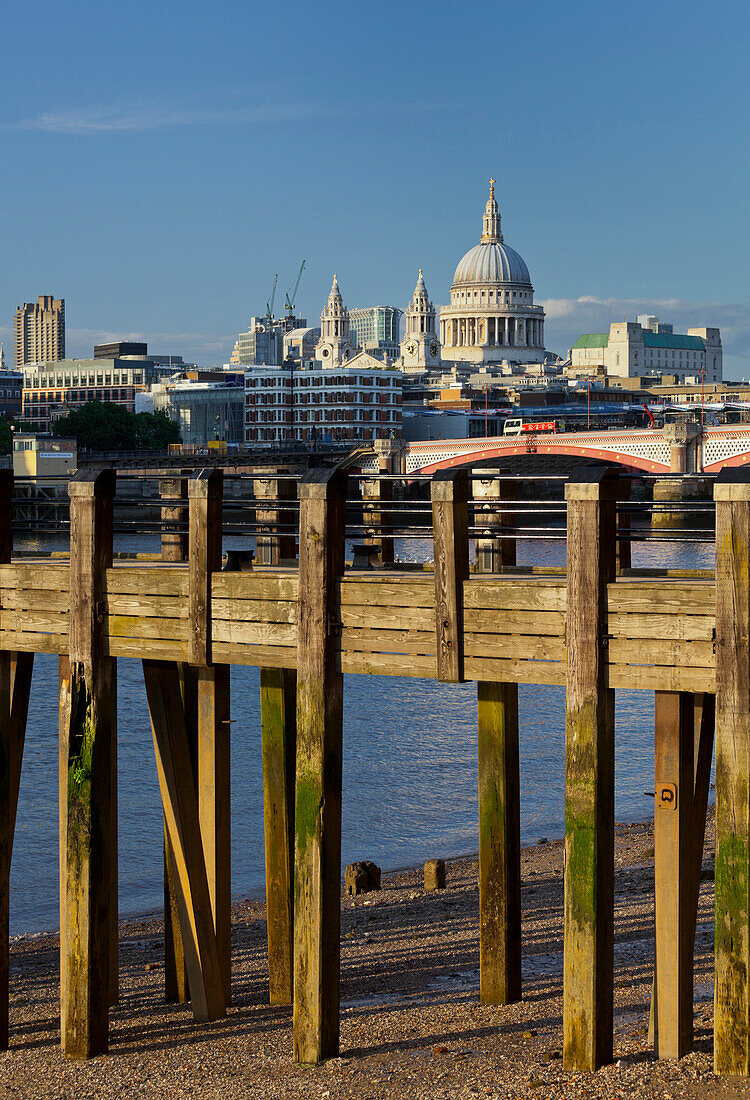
[439,180,545,365]
[244,363,402,445]
[572,318,722,381]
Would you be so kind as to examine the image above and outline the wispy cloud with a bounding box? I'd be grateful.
[16,101,333,136]
[15,97,445,136]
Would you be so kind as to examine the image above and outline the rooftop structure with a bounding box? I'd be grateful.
[439,181,545,365]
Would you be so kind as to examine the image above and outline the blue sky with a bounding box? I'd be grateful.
[2,0,749,375]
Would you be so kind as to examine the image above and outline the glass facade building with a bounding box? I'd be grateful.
[349,306,403,361]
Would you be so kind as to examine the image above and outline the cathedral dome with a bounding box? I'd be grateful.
[452,241,531,287]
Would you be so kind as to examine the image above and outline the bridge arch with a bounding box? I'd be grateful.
[410,438,671,476]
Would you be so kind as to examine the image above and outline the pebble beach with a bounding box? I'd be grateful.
[1,809,746,1100]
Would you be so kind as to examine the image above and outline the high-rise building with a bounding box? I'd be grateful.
[349,305,403,361]
[13,295,65,367]
[230,314,307,366]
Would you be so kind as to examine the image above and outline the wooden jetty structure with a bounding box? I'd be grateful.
[0,461,748,1075]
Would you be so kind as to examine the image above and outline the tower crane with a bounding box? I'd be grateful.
[265,273,278,322]
[284,261,306,316]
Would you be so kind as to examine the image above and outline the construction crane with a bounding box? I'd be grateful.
[284,260,306,316]
[266,273,278,322]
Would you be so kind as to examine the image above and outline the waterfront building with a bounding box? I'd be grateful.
[572,319,723,382]
[230,314,307,366]
[315,276,357,366]
[398,269,441,370]
[13,295,65,367]
[151,376,245,447]
[243,361,402,445]
[12,433,76,482]
[349,305,402,361]
[439,181,545,364]
[21,356,157,433]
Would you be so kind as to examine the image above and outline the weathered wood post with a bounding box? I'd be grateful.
[189,469,231,1004]
[261,665,297,1004]
[160,473,193,1004]
[0,472,31,1050]
[293,467,346,1065]
[361,475,394,566]
[472,471,522,1004]
[653,691,696,1058]
[563,466,617,1072]
[431,469,469,684]
[255,474,297,565]
[714,469,750,1075]
[60,468,116,1057]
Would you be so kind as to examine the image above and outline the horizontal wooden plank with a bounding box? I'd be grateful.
[0,630,67,655]
[607,612,714,641]
[106,593,188,619]
[464,608,565,636]
[1,589,70,614]
[465,634,566,662]
[607,581,715,615]
[0,564,70,590]
[212,620,297,647]
[607,637,714,668]
[340,628,435,656]
[339,605,435,632]
[464,655,566,686]
[608,664,714,693]
[211,641,296,669]
[338,651,437,678]
[106,614,189,642]
[105,567,188,597]
[211,597,297,625]
[338,580,434,608]
[106,636,187,662]
[210,572,299,601]
[464,580,567,613]
[0,609,68,635]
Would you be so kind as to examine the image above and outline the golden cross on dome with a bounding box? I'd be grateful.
[489,177,495,190]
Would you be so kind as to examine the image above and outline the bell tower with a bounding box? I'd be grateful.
[316,275,355,367]
[400,269,441,369]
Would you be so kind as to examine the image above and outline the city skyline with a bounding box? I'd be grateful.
[2,0,748,375]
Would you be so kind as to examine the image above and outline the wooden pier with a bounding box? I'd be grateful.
[0,462,747,1076]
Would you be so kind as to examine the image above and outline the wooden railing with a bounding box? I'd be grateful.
[0,464,748,1078]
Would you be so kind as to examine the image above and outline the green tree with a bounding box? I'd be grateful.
[0,419,12,455]
[52,401,181,452]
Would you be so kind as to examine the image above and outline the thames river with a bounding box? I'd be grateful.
[9,532,713,934]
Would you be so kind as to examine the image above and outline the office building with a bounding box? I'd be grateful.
[21,356,157,433]
[349,305,402,361]
[230,314,307,366]
[244,362,402,445]
[572,319,723,381]
[151,377,245,447]
[14,295,65,367]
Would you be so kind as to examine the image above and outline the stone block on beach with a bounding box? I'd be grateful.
[424,858,446,891]
[345,860,381,896]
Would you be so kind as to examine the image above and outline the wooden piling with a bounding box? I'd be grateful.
[293,467,346,1065]
[0,472,13,1050]
[188,469,222,667]
[478,681,521,1004]
[714,472,750,1075]
[143,659,226,1022]
[653,691,695,1059]
[261,666,297,1004]
[254,475,297,565]
[160,473,193,1004]
[361,475,394,566]
[431,469,469,683]
[563,467,617,1072]
[473,470,515,574]
[60,469,116,1058]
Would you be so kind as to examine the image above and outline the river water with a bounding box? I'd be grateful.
[9,531,714,934]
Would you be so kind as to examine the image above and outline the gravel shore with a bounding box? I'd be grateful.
[1,810,746,1099]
